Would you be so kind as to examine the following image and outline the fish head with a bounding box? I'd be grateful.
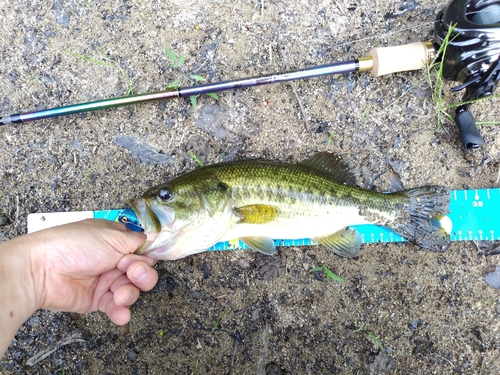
[130,175,234,260]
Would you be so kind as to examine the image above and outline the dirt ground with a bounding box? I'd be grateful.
[1,0,500,374]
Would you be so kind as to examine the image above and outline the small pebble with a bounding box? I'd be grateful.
[0,213,12,226]
[237,259,251,269]
[483,266,500,289]
[127,350,138,361]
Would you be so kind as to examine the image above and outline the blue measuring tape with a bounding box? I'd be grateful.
[448,188,499,241]
[94,188,500,250]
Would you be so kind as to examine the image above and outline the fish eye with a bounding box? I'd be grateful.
[158,188,174,202]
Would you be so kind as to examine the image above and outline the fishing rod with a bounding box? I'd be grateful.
[1,0,500,149]
[0,43,434,121]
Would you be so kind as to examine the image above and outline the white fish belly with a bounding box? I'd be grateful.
[220,205,374,241]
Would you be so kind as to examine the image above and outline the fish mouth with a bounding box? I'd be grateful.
[129,197,176,256]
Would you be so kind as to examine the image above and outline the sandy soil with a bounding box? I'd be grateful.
[1,0,499,374]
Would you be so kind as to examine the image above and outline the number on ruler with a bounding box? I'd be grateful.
[472,190,483,207]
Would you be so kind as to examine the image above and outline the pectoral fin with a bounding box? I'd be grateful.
[235,204,279,224]
[241,236,276,255]
[313,228,362,258]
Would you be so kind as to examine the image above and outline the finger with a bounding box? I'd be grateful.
[117,254,156,271]
[98,291,131,325]
[98,291,115,314]
[110,274,132,293]
[84,219,147,254]
[112,229,148,255]
[90,269,125,311]
[80,218,132,233]
[127,261,158,291]
[107,305,131,326]
[114,284,140,306]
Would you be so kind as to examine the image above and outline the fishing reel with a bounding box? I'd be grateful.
[435,0,500,149]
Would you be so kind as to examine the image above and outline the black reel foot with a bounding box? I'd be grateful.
[454,109,485,149]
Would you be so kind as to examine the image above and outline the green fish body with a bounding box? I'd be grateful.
[130,152,450,260]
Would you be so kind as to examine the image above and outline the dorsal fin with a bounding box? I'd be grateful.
[299,152,356,185]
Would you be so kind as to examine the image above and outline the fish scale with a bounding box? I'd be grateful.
[209,160,397,211]
[27,188,500,249]
[187,160,402,245]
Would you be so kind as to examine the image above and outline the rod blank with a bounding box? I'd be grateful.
[0,42,435,125]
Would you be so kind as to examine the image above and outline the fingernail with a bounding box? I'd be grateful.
[133,265,147,281]
[125,291,134,305]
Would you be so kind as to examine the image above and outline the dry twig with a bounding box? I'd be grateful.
[27,334,85,367]
[289,82,309,130]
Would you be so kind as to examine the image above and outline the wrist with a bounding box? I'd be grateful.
[0,234,44,356]
[0,234,44,321]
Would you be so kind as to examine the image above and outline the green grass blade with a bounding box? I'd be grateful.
[165,48,178,62]
[309,267,323,272]
[188,151,204,167]
[327,131,335,147]
[324,268,344,282]
[189,75,205,82]
[166,80,181,89]
[178,55,185,67]
[58,47,113,67]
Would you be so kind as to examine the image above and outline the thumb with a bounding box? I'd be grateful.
[93,219,147,254]
[116,229,147,255]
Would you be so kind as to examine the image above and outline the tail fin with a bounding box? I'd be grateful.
[390,186,450,252]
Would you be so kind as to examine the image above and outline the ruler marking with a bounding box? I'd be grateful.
[27,188,500,250]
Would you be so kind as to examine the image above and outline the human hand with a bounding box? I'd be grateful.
[0,219,159,357]
[26,219,157,325]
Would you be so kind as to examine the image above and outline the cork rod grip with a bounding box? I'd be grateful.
[369,42,435,77]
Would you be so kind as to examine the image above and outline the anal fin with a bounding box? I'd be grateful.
[313,228,362,258]
[241,236,276,255]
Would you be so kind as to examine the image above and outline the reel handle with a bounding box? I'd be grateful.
[454,109,485,149]
[368,42,436,77]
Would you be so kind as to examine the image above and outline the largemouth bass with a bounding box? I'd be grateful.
[130,152,450,260]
